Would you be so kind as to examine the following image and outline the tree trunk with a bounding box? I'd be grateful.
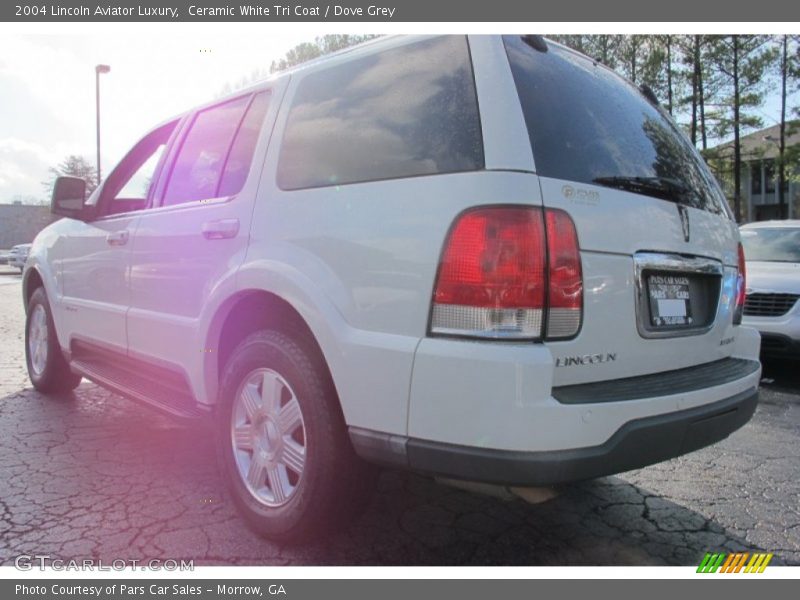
[691,36,699,146]
[698,47,707,151]
[733,35,742,223]
[779,35,787,219]
[666,35,674,114]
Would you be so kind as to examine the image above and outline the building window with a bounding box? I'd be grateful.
[765,160,776,194]
[751,163,761,195]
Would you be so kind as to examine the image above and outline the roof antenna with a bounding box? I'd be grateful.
[522,35,548,53]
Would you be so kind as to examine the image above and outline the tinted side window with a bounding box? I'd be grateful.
[115,144,167,200]
[277,36,483,190]
[503,35,727,215]
[98,120,176,216]
[218,91,271,197]
[163,95,249,205]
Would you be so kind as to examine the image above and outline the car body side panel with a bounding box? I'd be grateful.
[243,170,545,435]
[23,221,70,347]
[58,213,138,353]
[125,80,289,402]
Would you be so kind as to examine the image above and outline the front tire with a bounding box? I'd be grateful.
[25,287,81,393]
[217,329,374,542]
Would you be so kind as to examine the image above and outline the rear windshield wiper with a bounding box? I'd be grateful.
[592,175,695,205]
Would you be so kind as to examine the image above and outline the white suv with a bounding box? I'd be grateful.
[24,35,761,541]
[740,220,800,356]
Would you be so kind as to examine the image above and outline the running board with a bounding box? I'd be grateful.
[70,346,206,419]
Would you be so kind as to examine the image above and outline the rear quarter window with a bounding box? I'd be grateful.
[277,35,484,190]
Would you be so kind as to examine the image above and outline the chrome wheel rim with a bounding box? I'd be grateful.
[231,368,307,507]
[28,304,48,377]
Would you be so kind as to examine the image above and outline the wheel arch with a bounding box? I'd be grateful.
[204,289,339,412]
[22,266,45,314]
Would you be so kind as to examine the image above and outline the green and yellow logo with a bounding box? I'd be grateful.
[697,552,773,573]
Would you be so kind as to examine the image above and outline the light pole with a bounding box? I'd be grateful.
[95,64,110,186]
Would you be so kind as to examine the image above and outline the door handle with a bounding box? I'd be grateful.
[106,230,129,246]
[202,218,239,240]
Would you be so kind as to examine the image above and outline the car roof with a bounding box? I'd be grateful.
[740,220,800,229]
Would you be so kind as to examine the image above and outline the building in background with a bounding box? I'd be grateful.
[707,122,800,223]
[0,202,59,249]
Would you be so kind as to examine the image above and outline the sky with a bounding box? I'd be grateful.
[0,33,797,203]
[0,32,320,202]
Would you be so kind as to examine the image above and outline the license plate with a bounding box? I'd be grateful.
[647,274,692,327]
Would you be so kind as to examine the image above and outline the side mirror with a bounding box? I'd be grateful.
[51,176,89,219]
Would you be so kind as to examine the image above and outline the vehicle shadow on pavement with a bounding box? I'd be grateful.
[0,384,777,567]
[308,471,773,566]
[760,357,800,396]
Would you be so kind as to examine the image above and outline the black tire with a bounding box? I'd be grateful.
[217,329,375,542]
[25,287,82,393]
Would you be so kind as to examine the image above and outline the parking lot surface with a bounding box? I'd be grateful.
[1,266,798,566]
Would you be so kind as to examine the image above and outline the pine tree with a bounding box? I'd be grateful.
[775,35,800,218]
[707,35,777,221]
[269,35,379,74]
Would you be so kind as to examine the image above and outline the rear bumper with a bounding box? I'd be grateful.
[402,327,761,454]
[351,387,758,486]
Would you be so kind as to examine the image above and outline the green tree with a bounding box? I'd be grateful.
[677,35,710,149]
[662,35,677,114]
[42,155,98,199]
[585,35,622,69]
[549,35,590,56]
[707,35,777,221]
[616,35,662,86]
[774,35,800,217]
[269,34,380,74]
[639,35,686,116]
[553,35,678,113]
[218,35,381,97]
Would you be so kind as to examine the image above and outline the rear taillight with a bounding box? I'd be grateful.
[734,242,746,325]
[545,209,583,339]
[430,206,582,340]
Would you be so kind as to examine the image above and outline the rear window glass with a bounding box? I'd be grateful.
[503,35,728,215]
[277,35,484,190]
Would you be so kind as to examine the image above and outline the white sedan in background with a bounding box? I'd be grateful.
[7,243,32,273]
[740,220,800,357]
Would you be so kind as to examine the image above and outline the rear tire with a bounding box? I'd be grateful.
[216,329,375,542]
[25,287,82,393]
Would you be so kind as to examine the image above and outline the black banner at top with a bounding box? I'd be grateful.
[4,0,800,22]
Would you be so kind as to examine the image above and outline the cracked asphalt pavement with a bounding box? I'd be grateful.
[1,265,799,566]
